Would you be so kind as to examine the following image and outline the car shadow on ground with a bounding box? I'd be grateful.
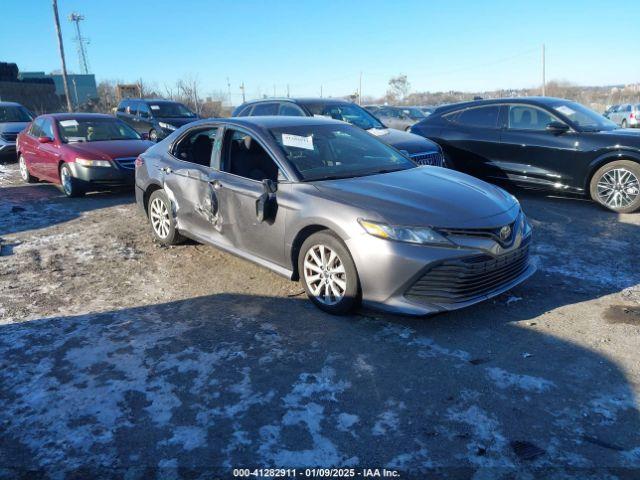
[0,183,134,239]
[0,293,638,478]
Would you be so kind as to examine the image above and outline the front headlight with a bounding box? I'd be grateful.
[75,158,111,167]
[158,122,176,131]
[358,219,452,246]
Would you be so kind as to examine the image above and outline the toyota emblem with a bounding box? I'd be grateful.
[499,225,512,241]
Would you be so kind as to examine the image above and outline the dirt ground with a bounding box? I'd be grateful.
[0,160,639,479]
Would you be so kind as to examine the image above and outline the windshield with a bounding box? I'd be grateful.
[405,108,426,120]
[58,118,142,143]
[0,105,32,123]
[550,101,617,131]
[270,123,415,181]
[303,102,385,130]
[148,102,196,118]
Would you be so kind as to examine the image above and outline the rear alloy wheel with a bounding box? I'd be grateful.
[148,189,184,245]
[60,163,84,197]
[19,155,36,183]
[590,160,640,213]
[299,231,360,315]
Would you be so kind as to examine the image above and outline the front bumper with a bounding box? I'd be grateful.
[68,160,135,187]
[0,140,16,154]
[347,229,535,316]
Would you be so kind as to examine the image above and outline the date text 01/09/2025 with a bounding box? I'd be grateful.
[232,468,401,478]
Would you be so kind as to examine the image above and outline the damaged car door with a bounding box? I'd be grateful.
[213,127,288,267]
[161,126,225,243]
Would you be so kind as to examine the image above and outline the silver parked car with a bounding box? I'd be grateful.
[0,102,33,158]
[135,116,534,315]
[607,103,640,128]
[375,106,427,131]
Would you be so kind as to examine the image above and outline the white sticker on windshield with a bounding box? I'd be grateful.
[59,120,79,128]
[150,105,160,110]
[282,133,314,150]
[368,128,390,137]
[313,114,333,120]
[555,106,576,116]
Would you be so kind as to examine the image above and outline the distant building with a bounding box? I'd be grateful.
[19,71,98,108]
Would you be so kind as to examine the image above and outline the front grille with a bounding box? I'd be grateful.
[1,133,18,142]
[410,151,444,167]
[438,215,520,248]
[405,242,530,305]
[113,157,136,170]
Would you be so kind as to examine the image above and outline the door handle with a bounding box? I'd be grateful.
[160,166,172,174]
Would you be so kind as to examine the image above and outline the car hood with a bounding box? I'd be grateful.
[313,167,519,228]
[367,127,440,154]
[65,140,154,160]
[588,128,640,143]
[156,117,198,128]
[0,122,29,135]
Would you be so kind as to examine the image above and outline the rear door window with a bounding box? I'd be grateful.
[251,103,279,116]
[445,106,500,129]
[279,103,305,116]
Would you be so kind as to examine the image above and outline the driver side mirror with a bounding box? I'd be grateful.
[256,179,278,223]
[37,136,53,144]
[546,121,570,134]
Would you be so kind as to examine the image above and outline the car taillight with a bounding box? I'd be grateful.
[135,156,144,168]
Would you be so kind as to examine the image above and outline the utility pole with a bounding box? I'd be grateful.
[240,82,246,103]
[541,44,546,96]
[286,84,290,98]
[320,85,323,98]
[52,0,73,112]
[273,84,276,97]
[226,77,231,104]
[359,71,362,105]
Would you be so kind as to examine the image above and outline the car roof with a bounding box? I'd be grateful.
[45,113,117,121]
[0,101,25,107]
[240,97,352,106]
[196,115,346,129]
[433,96,570,114]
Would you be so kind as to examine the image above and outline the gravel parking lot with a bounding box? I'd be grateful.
[0,161,639,478]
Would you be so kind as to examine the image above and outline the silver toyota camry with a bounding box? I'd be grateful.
[134,116,535,315]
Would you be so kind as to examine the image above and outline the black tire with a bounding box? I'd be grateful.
[621,119,628,129]
[59,163,85,197]
[149,129,159,142]
[589,160,640,213]
[18,155,37,183]
[298,231,360,315]
[148,189,184,245]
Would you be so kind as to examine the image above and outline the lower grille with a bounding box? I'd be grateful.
[405,243,530,305]
[114,157,136,170]
[410,151,444,167]
[1,133,18,142]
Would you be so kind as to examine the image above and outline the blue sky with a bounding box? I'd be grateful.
[2,0,638,102]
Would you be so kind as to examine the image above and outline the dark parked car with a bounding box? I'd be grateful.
[17,113,153,196]
[232,98,444,167]
[411,97,640,213]
[116,98,198,142]
[135,116,534,315]
[0,101,34,159]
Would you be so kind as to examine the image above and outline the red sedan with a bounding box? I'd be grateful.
[17,113,153,197]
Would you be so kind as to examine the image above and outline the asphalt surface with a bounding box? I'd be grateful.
[0,161,639,479]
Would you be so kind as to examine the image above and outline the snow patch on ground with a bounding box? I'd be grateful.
[485,367,556,393]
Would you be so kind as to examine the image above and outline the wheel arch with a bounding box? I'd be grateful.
[585,150,640,194]
[143,182,164,214]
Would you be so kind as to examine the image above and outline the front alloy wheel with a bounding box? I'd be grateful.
[60,163,84,197]
[299,231,360,315]
[590,160,640,213]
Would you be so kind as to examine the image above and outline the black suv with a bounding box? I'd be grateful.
[232,98,444,167]
[115,98,198,142]
[411,97,640,213]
